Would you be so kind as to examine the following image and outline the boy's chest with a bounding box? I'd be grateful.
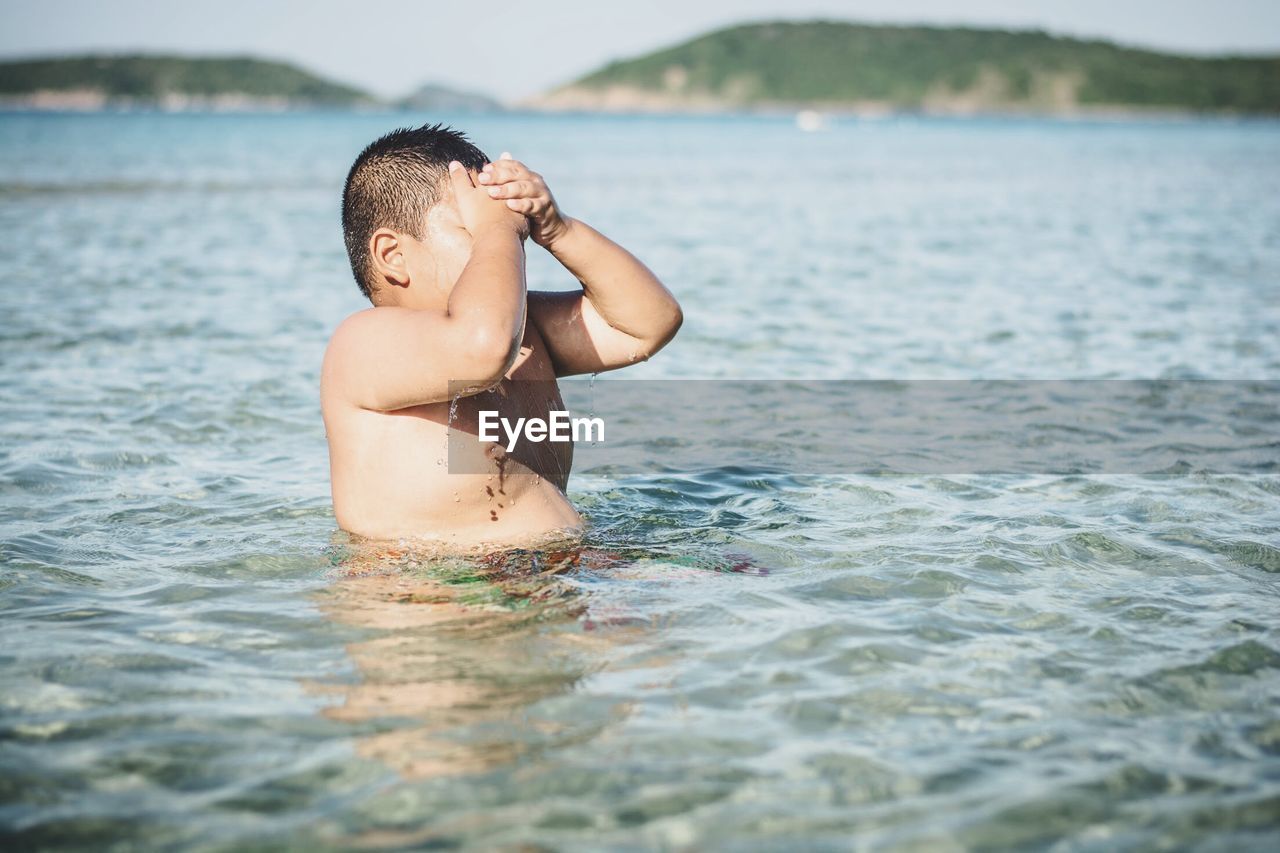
[466,323,573,487]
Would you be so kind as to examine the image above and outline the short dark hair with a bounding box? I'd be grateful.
[341,123,488,299]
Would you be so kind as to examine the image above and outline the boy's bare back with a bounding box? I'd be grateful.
[322,129,680,550]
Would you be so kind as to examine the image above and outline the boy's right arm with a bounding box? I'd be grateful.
[323,163,530,412]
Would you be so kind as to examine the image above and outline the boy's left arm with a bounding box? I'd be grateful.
[478,155,682,377]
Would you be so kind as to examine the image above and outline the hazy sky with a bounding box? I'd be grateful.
[2,0,1278,101]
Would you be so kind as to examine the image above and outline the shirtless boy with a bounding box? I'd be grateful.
[321,125,681,548]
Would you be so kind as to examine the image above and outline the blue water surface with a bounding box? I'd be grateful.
[1,111,1279,850]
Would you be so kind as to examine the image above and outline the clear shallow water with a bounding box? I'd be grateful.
[1,112,1279,850]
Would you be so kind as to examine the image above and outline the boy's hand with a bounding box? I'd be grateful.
[476,153,571,249]
[449,161,529,240]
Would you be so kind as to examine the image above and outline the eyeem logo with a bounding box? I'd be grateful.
[478,410,605,452]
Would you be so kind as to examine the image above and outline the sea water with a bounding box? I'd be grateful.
[1,111,1278,849]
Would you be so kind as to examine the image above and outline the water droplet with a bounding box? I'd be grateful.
[452,493,460,502]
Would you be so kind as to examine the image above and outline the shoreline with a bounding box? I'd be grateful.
[2,102,1277,125]
[516,88,1279,122]
[2,91,1276,123]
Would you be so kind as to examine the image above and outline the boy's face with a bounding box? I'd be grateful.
[422,178,478,280]
[373,171,493,307]
[401,180,476,298]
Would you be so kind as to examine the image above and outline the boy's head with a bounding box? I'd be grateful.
[341,123,488,301]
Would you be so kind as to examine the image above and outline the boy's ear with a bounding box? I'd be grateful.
[369,228,410,287]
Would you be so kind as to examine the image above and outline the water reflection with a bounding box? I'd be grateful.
[312,543,642,780]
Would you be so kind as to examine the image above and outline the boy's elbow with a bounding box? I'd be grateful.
[652,299,683,349]
[632,301,683,362]
[462,323,521,387]
[667,301,684,338]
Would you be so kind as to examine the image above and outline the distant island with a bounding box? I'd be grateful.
[529,20,1280,115]
[0,55,374,110]
[395,83,503,112]
[6,24,1279,117]
[0,54,501,112]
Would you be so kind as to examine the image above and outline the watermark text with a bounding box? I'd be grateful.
[477,410,605,452]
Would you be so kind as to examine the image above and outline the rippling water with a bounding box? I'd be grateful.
[2,112,1279,850]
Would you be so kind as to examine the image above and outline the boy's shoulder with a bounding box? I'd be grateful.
[322,309,381,403]
[324,309,371,368]
[325,306,403,356]
[321,305,451,411]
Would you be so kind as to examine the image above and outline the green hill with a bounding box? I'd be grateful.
[535,21,1280,114]
[0,54,374,108]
